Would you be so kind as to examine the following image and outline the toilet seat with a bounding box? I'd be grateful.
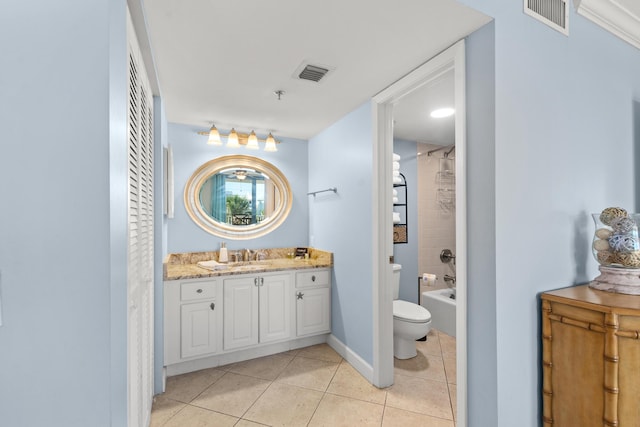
[393,300,431,323]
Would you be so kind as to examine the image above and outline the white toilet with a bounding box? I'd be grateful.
[392,264,432,359]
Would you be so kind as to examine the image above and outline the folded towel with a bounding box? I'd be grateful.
[392,170,400,176]
[393,153,401,161]
[197,260,229,271]
[393,175,402,184]
[393,196,399,204]
[393,212,401,223]
[392,161,400,171]
[393,189,398,196]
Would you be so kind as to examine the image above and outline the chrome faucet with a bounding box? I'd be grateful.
[243,249,254,262]
[443,274,456,287]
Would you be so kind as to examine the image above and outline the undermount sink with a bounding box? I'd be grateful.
[227,264,267,272]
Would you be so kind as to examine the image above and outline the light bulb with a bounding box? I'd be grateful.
[430,108,455,118]
[246,131,259,150]
[207,125,222,145]
[264,133,278,152]
[227,128,240,148]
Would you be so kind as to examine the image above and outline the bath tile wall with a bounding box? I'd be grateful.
[417,142,456,300]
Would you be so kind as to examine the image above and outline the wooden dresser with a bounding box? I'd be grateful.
[542,285,640,427]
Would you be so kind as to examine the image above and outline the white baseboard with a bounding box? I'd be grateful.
[326,334,374,383]
[166,334,328,377]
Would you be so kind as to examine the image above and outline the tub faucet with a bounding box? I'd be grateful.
[443,274,456,287]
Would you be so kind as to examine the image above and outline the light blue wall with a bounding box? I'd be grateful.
[465,21,498,427]
[0,0,129,425]
[393,139,419,303]
[166,123,309,253]
[457,2,640,424]
[308,102,374,364]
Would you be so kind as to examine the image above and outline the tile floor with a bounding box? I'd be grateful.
[151,329,456,427]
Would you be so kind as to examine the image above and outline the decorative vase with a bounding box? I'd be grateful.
[590,210,640,294]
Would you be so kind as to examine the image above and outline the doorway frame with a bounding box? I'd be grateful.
[371,40,467,426]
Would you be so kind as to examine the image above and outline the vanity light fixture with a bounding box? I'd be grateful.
[227,128,240,148]
[264,133,278,152]
[198,125,280,151]
[207,125,222,145]
[430,107,455,118]
[246,131,259,150]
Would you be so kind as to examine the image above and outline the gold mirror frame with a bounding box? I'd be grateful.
[184,155,293,240]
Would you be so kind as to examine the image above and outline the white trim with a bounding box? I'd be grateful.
[370,100,395,388]
[326,334,374,382]
[166,334,328,376]
[453,42,468,427]
[574,0,640,50]
[371,40,468,425]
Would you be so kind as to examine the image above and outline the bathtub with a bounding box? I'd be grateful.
[421,289,456,337]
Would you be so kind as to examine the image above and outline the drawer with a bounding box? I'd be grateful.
[181,280,217,301]
[296,270,330,288]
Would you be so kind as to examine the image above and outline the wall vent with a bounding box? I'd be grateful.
[298,64,330,82]
[524,0,569,35]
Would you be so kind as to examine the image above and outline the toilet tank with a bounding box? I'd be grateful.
[392,264,402,300]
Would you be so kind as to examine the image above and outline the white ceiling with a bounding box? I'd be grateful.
[393,69,455,145]
[142,0,491,140]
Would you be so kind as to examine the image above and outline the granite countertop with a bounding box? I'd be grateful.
[164,247,333,281]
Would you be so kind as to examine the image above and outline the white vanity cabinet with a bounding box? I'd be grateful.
[164,278,223,365]
[164,266,331,374]
[295,269,331,337]
[223,272,292,351]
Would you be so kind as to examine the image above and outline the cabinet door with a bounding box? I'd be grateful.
[181,300,219,359]
[296,287,330,337]
[224,276,259,350]
[259,274,292,344]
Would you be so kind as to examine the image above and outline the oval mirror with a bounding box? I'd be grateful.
[184,155,293,240]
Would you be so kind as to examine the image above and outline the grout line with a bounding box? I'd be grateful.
[156,340,460,426]
[155,401,188,427]
[237,382,272,423]
[438,330,457,422]
[385,403,457,423]
[186,370,228,404]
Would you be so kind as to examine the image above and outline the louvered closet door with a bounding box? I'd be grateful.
[126,10,154,427]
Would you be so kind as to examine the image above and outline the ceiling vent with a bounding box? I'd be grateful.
[294,62,333,83]
[298,64,329,82]
[524,0,569,35]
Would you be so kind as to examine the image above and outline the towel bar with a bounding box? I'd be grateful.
[307,187,337,197]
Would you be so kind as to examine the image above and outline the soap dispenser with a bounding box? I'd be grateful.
[218,242,228,263]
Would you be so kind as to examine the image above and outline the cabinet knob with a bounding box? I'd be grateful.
[312,275,316,282]
[210,302,215,310]
[297,292,304,300]
[197,288,203,293]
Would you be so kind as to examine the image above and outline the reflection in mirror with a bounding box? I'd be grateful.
[198,168,281,226]
[184,155,292,240]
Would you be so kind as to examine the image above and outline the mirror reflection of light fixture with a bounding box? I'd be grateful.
[227,128,240,148]
[234,170,247,180]
[198,124,281,151]
[264,133,278,152]
[207,125,222,145]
